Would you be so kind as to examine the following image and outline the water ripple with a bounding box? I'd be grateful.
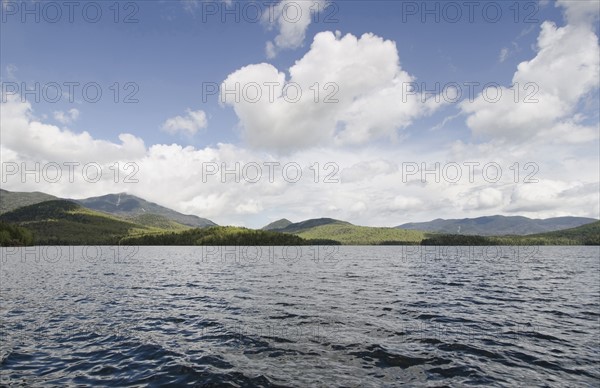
[1,246,598,386]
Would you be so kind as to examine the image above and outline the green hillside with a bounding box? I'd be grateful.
[273,218,352,233]
[0,200,158,245]
[421,221,600,246]
[128,214,192,231]
[120,226,337,245]
[0,222,34,246]
[495,220,600,245]
[294,223,426,245]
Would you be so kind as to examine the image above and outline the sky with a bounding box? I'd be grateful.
[1,0,599,228]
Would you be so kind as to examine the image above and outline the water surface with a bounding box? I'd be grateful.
[1,246,598,386]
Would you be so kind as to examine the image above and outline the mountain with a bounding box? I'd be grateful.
[1,190,215,228]
[270,218,350,233]
[262,218,292,230]
[0,189,58,214]
[0,200,159,244]
[397,215,598,236]
[74,193,216,228]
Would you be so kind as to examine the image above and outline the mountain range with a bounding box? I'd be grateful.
[0,189,598,246]
[74,193,216,228]
[0,189,58,213]
[0,190,216,228]
[397,215,597,236]
[265,218,352,233]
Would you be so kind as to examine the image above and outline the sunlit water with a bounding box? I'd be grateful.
[1,246,598,387]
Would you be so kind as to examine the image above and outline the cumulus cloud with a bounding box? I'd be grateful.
[1,96,598,225]
[53,108,80,124]
[222,31,443,152]
[264,0,326,58]
[556,0,600,25]
[505,180,575,213]
[235,199,263,214]
[391,196,423,211]
[461,2,599,144]
[465,187,504,210]
[161,109,207,136]
[1,97,145,164]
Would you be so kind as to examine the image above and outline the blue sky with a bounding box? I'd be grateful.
[1,1,599,227]
[2,0,568,147]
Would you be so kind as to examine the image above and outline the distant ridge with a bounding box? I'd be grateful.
[2,189,597,241]
[0,189,58,214]
[74,193,216,228]
[269,218,351,233]
[397,215,598,236]
[262,218,293,231]
[1,189,216,228]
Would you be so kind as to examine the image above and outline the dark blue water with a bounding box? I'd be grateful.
[1,246,599,386]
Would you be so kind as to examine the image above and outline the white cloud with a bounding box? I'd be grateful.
[505,180,576,213]
[222,31,443,152]
[161,109,207,136]
[391,196,423,211]
[265,41,277,59]
[1,97,598,226]
[340,160,397,183]
[5,64,18,80]
[264,0,326,58]
[461,3,599,144]
[499,47,509,62]
[1,97,144,164]
[556,0,600,25]
[350,201,367,214]
[53,108,80,124]
[465,187,504,210]
[235,199,263,214]
[183,0,232,15]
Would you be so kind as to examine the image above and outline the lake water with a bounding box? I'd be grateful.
[1,246,598,387]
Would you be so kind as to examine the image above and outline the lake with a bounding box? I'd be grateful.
[1,246,598,386]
